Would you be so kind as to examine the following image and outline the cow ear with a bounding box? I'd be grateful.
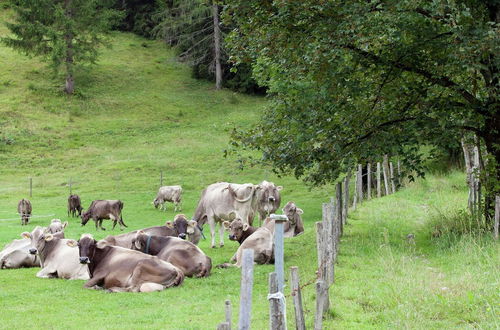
[228,212,236,221]
[188,220,196,228]
[223,221,230,229]
[277,186,283,191]
[44,233,54,241]
[165,221,174,228]
[66,239,77,247]
[62,221,68,229]
[21,232,31,239]
[138,230,145,235]
[243,223,249,231]
[96,240,107,249]
[296,208,304,215]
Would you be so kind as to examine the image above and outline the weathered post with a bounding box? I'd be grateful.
[377,162,381,198]
[160,171,163,187]
[494,196,499,241]
[352,173,358,211]
[321,204,334,285]
[290,267,305,330]
[390,162,396,193]
[314,280,329,330]
[383,155,390,195]
[69,177,72,195]
[269,272,287,330]
[238,249,254,330]
[357,164,363,203]
[29,177,32,198]
[217,322,230,330]
[271,214,287,292]
[336,182,343,238]
[397,159,401,187]
[224,300,231,330]
[367,163,371,200]
[342,174,350,225]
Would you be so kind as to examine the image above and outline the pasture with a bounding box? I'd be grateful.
[0,9,498,329]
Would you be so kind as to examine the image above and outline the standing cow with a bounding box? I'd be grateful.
[153,185,182,212]
[81,200,126,231]
[17,199,32,226]
[67,194,83,217]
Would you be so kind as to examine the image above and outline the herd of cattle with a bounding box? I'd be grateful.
[2,181,304,292]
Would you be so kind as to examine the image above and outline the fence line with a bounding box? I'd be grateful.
[0,214,56,222]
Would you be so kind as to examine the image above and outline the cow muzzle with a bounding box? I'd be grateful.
[178,233,186,240]
[269,196,276,202]
[228,235,236,241]
[29,248,37,255]
[79,257,90,264]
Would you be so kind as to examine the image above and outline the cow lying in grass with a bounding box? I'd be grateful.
[131,231,211,277]
[70,234,184,292]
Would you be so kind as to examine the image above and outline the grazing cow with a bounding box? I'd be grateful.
[101,214,201,248]
[223,219,257,245]
[17,199,32,226]
[47,219,68,234]
[153,185,182,212]
[131,231,211,278]
[71,234,184,292]
[81,200,126,231]
[67,194,83,217]
[22,229,88,280]
[218,218,275,268]
[282,201,305,237]
[254,181,283,224]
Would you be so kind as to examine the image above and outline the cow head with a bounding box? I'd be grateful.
[48,219,68,234]
[257,181,283,215]
[130,231,149,252]
[80,211,91,226]
[223,219,249,241]
[74,234,98,264]
[153,197,161,209]
[166,214,197,240]
[21,226,52,255]
[283,201,303,225]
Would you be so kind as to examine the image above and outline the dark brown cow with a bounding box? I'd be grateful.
[131,231,211,278]
[17,199,32,226]
[223,220,257,245]
[67,194,83,217]
[71,234,184,292]
[101,214,201,247]
[81,200,126,231]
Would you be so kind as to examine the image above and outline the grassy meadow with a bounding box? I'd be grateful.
[0,8,498,329]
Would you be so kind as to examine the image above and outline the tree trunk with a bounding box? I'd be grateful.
[213,3,222,90]
[64,0,74,94]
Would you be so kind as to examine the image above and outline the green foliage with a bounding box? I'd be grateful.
[223,0,500,203]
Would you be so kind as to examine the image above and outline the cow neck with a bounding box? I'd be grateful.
[144,235,152,254]
[88,244,108,277]
[38,238,58,265]
[142,235,165,256]
[239,226,256,245]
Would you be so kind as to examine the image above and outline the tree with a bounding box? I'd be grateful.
[3,0,122,94]
[224,1,499,219]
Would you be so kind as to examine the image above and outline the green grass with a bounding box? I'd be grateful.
[0,9,498,329]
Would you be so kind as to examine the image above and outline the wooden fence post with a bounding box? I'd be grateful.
[271,214,287,292]
[377,162,381,198]
[390,162,396,193]
[397,160,401,187]
[290,267,305,330]
[494,196,499,241]
[225,300,232,330]
[336,182,343,237]
[69,178,72,195]
[343,174,350,225]
[269,272,287,330]
[314,280,329,330]
[353,172,358,211]
[367,163,371,200]
[217,322,230,330]
[383,155,390,195]
[238,249,254,330]
[160,171,163,187]
[29,177,32,198]
[357,164,363,203]
[320,204,334,285]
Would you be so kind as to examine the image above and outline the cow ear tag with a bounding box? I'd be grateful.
[21,232,31,239]
[66,240,77,247]
[165,221,174,228]
[44,234,54,241]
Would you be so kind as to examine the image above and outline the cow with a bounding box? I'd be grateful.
[0,238,40,269]
[67,194,83,217]
[22,229,88,280]
[153,185,182,212]
[218,217,275,268]
[17,199,32,226]
[81,200,126,231]
[193,182,258,248]
[282,201,305,237]
[101,214,201,248]
[47,219,68,234]
[70,234,184,292]
[131,231,211,278]
[223,219,257,245]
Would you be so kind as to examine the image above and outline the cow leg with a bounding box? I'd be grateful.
[37,268,57,279]
[99,219,106,231]
[209,219,216,248]
[219,224,225,247]
[84,276,106,289]
[112,220,117,230]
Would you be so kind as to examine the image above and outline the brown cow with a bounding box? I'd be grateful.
[223,220,257,245]
[282,201,304,237]
[67,194,83,217]
[101,214,201,247]
[71,234,184,292]
[17,199,32,226]
[131,231,211,278]
[81,200,126,230]
[47,219,68,234]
